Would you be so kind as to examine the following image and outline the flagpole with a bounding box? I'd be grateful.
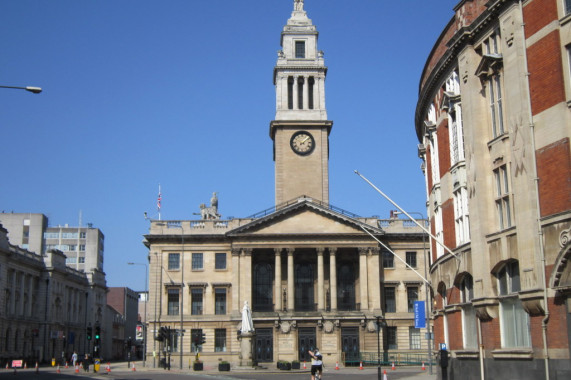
[157,184,162,221]
[354,170,459,260]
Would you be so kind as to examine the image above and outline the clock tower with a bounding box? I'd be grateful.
[270,0,332,206]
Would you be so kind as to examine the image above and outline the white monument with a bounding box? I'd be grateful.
[239,301,255,366]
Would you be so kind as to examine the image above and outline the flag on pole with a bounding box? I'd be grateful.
[157,186,162,211]
[157,184,162,221]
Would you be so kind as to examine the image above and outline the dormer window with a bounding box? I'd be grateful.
[295,41,305,58]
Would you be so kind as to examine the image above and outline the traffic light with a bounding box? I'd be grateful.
[200,333,206,345]
[95,325,101,340]
[192,331,199,346]
[156,327,168,342]
[86,327,92,340]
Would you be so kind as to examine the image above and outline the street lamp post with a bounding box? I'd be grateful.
[395,211,433,374]
[127,262,148,368]
[0,85,42,93]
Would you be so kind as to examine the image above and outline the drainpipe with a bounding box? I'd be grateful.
[518,1,549,379]
[478,318,485,380]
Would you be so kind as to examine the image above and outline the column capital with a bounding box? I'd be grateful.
[231,248,241,257]
[369,247,380,256]
[274,248,283,256]
[316,247,325,256]
[328,247,337,255]
[358,247,369,256]
[242,248,253,256]
[286,248,295,255]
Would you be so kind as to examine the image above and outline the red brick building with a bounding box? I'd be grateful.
[415,1,571,378]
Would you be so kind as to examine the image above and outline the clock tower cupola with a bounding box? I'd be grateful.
[270,0,332,206]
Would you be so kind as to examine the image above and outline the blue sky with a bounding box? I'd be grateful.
[1,0,458,291]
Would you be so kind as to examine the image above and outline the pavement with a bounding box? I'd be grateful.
[24,361,438,380]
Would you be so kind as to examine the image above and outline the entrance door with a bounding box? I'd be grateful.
[341,327,360,366]
[254,328,273,363]
[298,327,316,362]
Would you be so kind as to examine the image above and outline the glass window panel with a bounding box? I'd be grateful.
[215,329,226,352]
[384,287,396,313]
[192,253,203,270]
[215,253,226,270]
[191,288,203,315]
[168,253,180,270]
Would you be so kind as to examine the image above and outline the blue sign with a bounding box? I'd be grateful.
[414,301,426,328]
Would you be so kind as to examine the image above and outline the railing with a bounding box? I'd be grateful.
[342,350,434,366]
[247,197,362,219]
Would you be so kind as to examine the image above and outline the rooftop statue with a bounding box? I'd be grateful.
[196,192,221,220]
[294,0,304,11]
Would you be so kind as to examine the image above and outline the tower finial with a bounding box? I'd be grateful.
[294,0,304,12]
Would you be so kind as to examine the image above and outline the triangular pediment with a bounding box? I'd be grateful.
[227,199,383,237]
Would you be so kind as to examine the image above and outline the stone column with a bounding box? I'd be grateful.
[232,249,241,314]
[368,248,381,311]
[241,249,253,307]
[317,248,325,311]
[287,248,295,311]
[358,247,369,311]
[292,76,299,110]
[329,248,337,311]
[274,248,282,312]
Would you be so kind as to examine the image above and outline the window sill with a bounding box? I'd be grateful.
[560,13,571,26]
[491,348,533,359]
[455,350,479,359]
[192,269,204,272]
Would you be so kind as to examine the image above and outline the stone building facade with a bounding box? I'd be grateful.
[415,0,571,379]
[143,1,431,369]
[0,224,107,365]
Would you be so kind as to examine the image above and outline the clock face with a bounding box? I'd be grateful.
[290,131,315,156]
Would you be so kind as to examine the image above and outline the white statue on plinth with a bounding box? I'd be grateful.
[241,301,254,334]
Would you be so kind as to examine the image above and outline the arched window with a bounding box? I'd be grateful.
[458,274,477,349]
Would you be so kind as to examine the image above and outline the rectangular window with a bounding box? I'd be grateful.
[494,165,512,230]
[80,232,86,239]
[167,288,179,315]
[566,0,571,15]
[44,232,60,239]
[409,327,421,350]
[500,297,531,348]
[192,253,203,270]
[386,326,398,349]
[215,288,226,315]
[215,329,227,352]
[462,304,478,349]
[191,329,203,353]
[384,286,396,313]
[191,288,203,315]
[405,252,417,268]
[454,187,470,245]
[168,253,180,270]
[489,74,505,138]
[382,251,394,268]
[78,257,85,263]
[295,41,305,58]
[79,245,86,251]
[407,287,419,313]
[215,253,227,270]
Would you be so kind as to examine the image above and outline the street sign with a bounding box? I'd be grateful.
[414,301,426,328]
[440,343,447,350]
